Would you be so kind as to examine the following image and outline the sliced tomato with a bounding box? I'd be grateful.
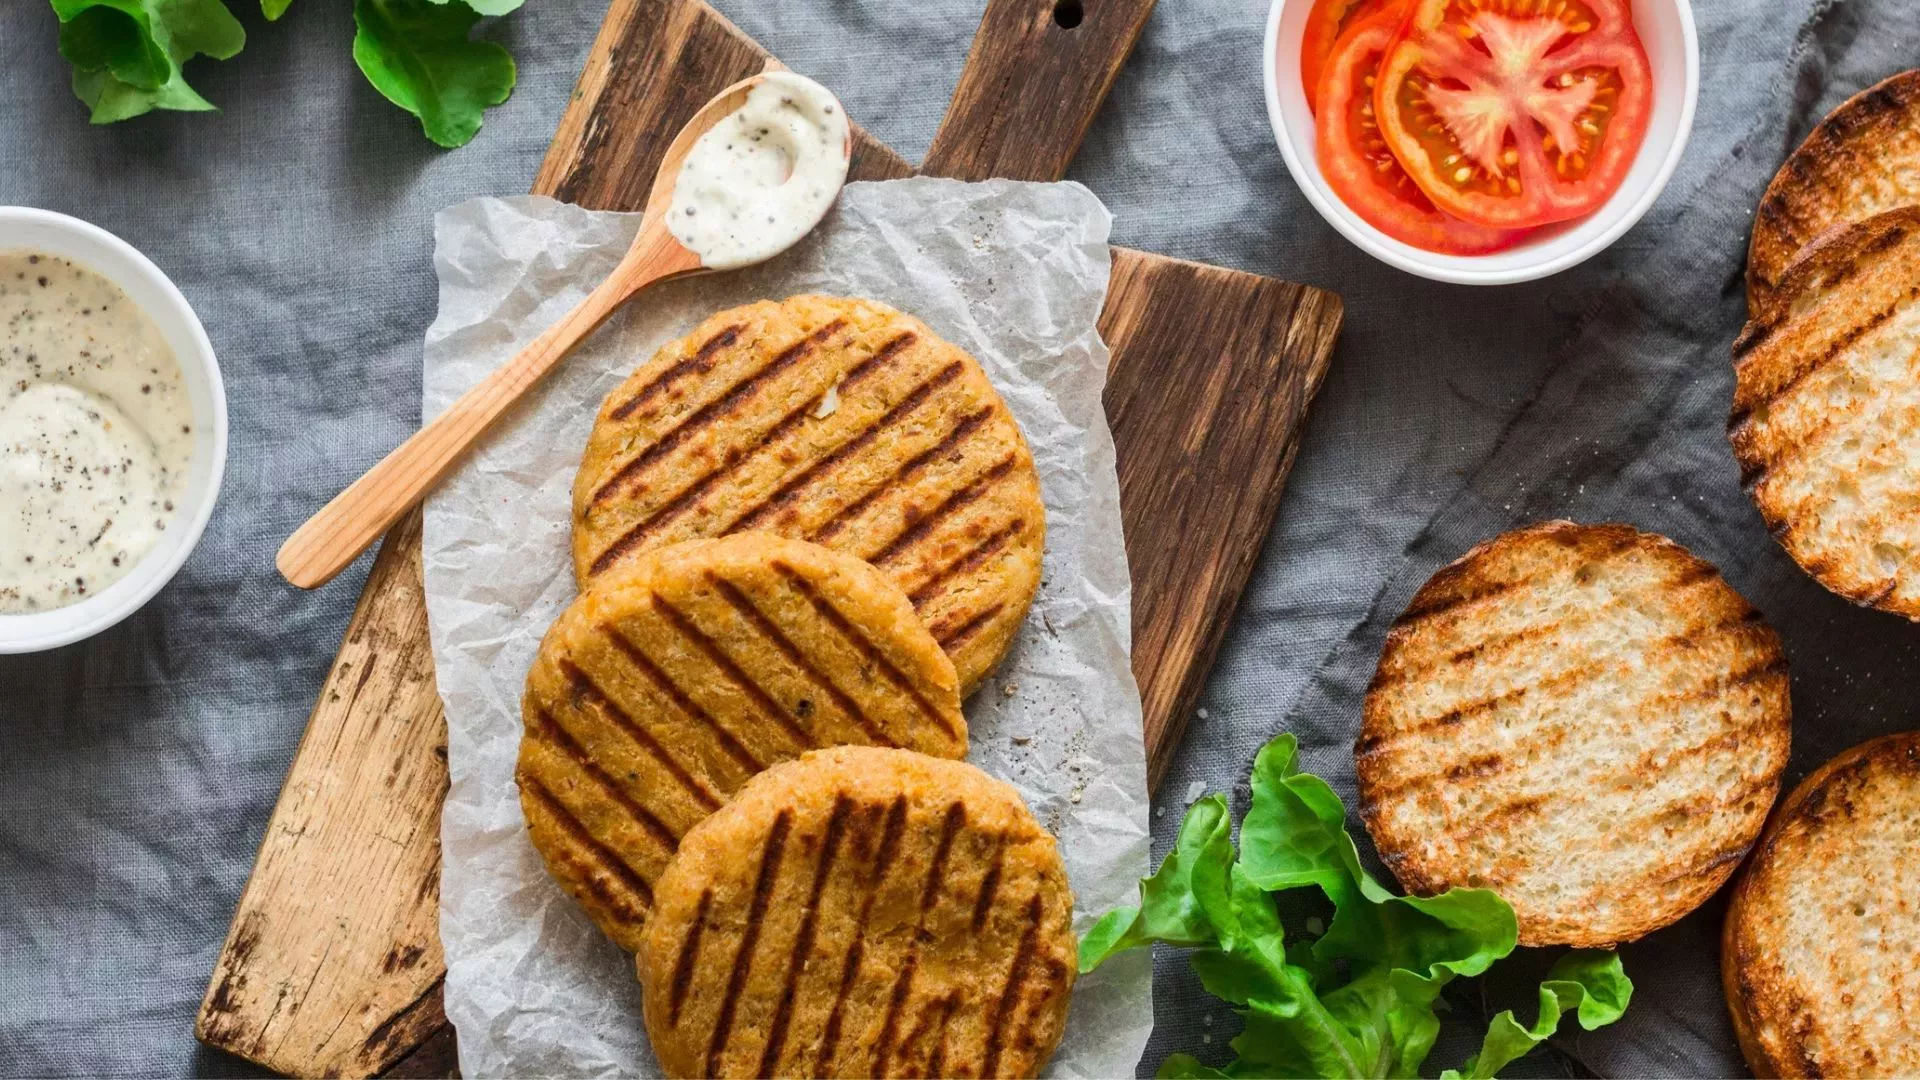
[1373,0,1652,229]
[1300,0,1395,111]
[1316,8,1528,255]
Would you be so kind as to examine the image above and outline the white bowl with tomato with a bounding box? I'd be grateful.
[1265,0,1698,284]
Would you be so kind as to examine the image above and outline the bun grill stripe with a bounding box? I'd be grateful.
[932,602,1006,650]
[815,796,909,1074]
[865,454,1018,565]
[981,892,1047,1079]
[666,888,713,1027]
[731,357,961,537]
[870,802,967,1074]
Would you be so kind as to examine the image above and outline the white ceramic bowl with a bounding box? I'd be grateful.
[0,207,227,654]
[1263,0,1699,284]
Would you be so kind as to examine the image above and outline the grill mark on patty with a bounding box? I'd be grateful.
[706,573,894,748]
[528,706,678,850]
[816,796,908,1074]
[559,657,726,810]
[908,518,1025,608]
[649,592,818,751]
[589,319,847,516]
[755,795,854,1077]
[931,602,1005,652]
[871,802,966,1073]
[808,405,997,545]
[703,809,791,1077]
[903,991,961,1078]
[972,836,1008,932]
[596,632,762,786]
[981,892,1047,1079]
[665,888,714,1027]
[598,332,925,561]
[732,358,965,535]
[519,776,654,915]
[772,562,960,741]
[608,325,741,422]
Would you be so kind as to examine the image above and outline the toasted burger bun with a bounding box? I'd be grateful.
[1358,521,1790,947]
[1748,69,1920,319]
[1731,206,1920,618]
[1724,731,1920,1079]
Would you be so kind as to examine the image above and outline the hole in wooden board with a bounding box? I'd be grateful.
[1053,0,1084,29]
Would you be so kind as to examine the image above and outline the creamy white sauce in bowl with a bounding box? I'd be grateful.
[0,208,226,654]
[667,71,852,270]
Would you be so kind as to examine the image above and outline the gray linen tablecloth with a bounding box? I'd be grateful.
[2,0,1914,1076]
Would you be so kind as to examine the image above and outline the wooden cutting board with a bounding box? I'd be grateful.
[195,0,1342,1075]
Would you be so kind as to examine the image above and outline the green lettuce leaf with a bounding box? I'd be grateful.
[1082,732,1633,1079]
[350,0,521,148]
[1442,950,1634,1080]
[261,0,294,19]
[1080,794,1233,968]
[52,0,245,122]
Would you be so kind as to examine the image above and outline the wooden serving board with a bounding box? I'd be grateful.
[196,1,1342,1075]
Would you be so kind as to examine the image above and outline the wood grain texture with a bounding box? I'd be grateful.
[923,0,1157,181]
[195,507,449,1077]
[1101,254,1341,788]
[199,0,1341,1071]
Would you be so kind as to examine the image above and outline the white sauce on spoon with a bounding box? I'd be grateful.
[0,251,192,614]
[666,71,852,270]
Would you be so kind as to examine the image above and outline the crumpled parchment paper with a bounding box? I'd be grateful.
[419,178,1152,1078]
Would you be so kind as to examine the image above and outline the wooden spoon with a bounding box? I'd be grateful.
[276,73,850,589]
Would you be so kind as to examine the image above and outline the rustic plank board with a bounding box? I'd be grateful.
[194,507,450,1077]
[1099,255,1341,786]
[922,0,1157,181]
[197,0,1340,1073]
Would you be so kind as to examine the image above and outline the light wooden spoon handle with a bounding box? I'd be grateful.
[277,224,700,589]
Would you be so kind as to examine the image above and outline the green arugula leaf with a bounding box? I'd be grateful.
[350,0,520,148]
[1443,951,1634,1080]
[1083,732,1633,1079]
[261,0,294,19]
[52,0,244,122]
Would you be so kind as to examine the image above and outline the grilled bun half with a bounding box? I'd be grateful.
[1731,206,1920,619]
[1748,69,1920,320]
[1724,731,1920,1079]
[1357,521,1791,947]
